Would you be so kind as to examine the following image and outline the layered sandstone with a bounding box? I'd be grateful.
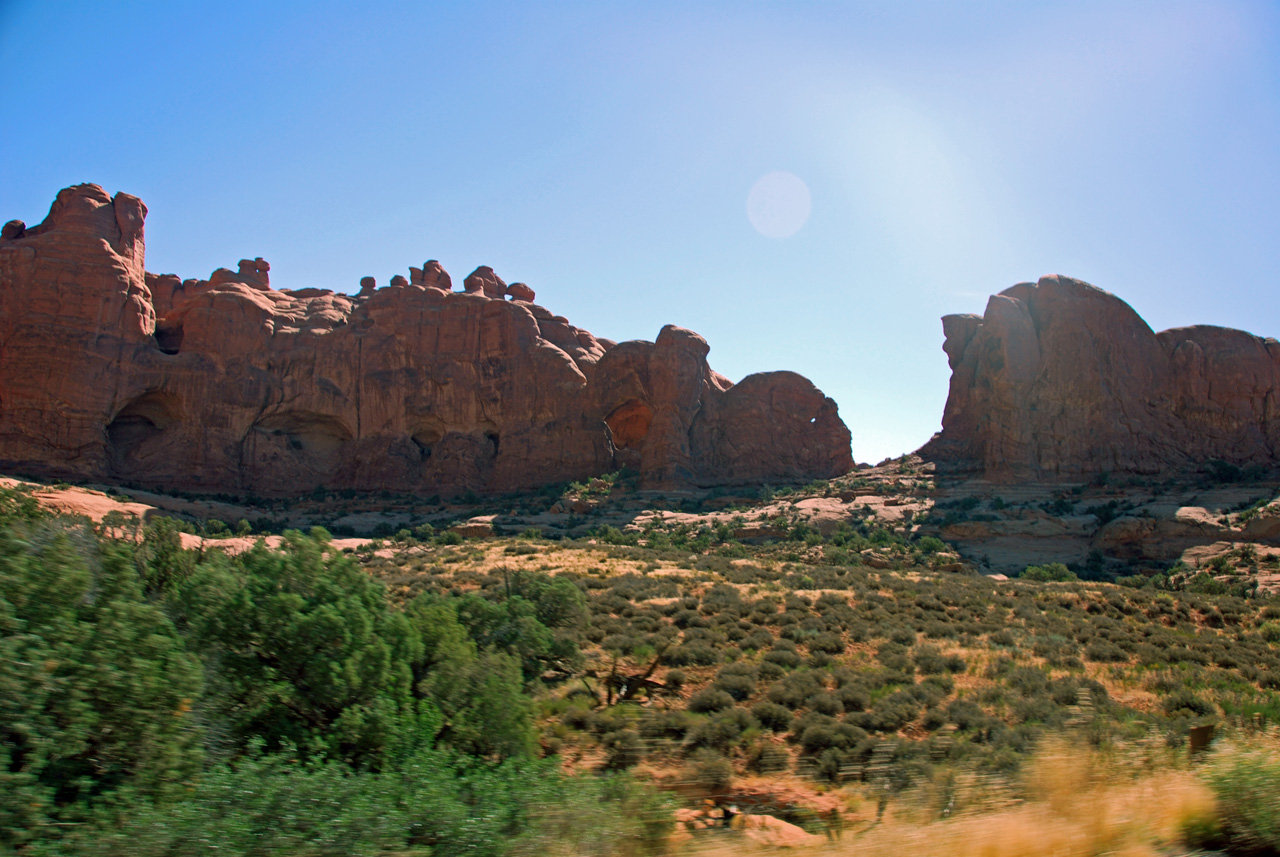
[921,275,1280,480]
[0,184,851,496]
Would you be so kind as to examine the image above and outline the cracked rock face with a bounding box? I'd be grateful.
[0,184,852,497]
[920,275,1280,480]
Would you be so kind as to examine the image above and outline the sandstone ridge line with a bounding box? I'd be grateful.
[0,184,853,496]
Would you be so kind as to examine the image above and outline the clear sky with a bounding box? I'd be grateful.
[2,1,1277,463]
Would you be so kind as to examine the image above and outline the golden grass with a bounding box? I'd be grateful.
[677,739,1214,857]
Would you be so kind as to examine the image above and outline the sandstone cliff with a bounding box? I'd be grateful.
[0,184,852,496]
[921,275,1280,480]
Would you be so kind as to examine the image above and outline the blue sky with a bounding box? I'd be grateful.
[2,1,1277,463]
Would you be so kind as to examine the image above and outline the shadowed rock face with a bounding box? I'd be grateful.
[920,275,1280,480]
[0,184,852,496]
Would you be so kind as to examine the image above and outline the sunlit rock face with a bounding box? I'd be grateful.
[920,275,1280,480]
[0,184,853,496]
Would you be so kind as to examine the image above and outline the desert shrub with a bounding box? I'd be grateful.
[791,712,867,754]
[1204,458,1243,483]
[1006,665,1051,697]
[1162,689,1216,718]
[713,664,758,701]
[1085,640,1129,663]
[746,742,790,773]
[837,684,871,713]
[910,678,952,708]
[947,699,993,732]
[807,652,833,668]
[685,749,733,794]
[687,688,735,713]
[876,642,916,676]
[1199,739,1280,854]
[913,644,948,675]
[640,710,691,740]
[922,707,948,731]
[601,729,644,770]
[603,633,643,655]
[807,692,843,716]
[988,629,1016,647]
[763,647,803,669]
[685,709,755,751]
[1021,562,1078,582]
[767,671,824,709]
[921,619,960,639]
[711,672,755,701]
[663,669,686,691]
[665,643,720,666]
[757,660,786,681]
[916,535,946,554]
[809,631,845,654]
[47,745,406,857]
[889,627,918,645]
[852,690,919,732]
[752,702,793,732]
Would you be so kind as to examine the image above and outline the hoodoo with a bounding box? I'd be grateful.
[921,275,1280,480]
[0,184,852,496]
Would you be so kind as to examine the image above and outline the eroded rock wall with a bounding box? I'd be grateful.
[0,184,852,496]
[921,275,1280,480]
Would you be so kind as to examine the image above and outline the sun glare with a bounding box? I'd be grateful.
[747,170,812,238]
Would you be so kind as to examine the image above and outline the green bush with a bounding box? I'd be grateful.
[685,709,755,751]
[1020,563,1078,582]
[1199,740,1280,854]
[747,742,790,773]
[809,631,845,654]
[0,522,203,851]
[1084,640,1129,663]
[1162,689,1215,718]
[176,532,437,766]
[665,642,720,666]
[688,688,735,713]
[752,701,793,732]
[713,672,757,701]
[763,647,803,669]
[685,749,733,794]
[48,745,405,857]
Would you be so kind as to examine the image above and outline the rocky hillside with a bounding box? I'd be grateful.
[921,275,1280,481]
[0,184,851,497]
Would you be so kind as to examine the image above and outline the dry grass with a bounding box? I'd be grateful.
[677,739,1213,857]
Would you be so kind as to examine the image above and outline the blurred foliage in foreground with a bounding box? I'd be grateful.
[5,480,1280,856]
[0,488,669,855]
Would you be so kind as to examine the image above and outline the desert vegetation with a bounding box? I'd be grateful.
[4,478,1280,855]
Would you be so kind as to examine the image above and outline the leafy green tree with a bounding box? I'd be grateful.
[1020,562,1078,582]
[404,594,534,760]
[0,520,203,851]
[455,592,555,679]
[511,570,588,631]
[135,515,194,595]
[175,529,423,767]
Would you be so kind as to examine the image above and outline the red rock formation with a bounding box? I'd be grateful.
[0,184,852,496]
[505,282,535,303]
[921,275,1280,480]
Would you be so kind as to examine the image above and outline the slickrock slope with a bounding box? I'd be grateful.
[0,184,851,496]
[921,275,1280,480]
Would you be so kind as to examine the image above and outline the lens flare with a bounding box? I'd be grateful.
[747,171,811,238]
